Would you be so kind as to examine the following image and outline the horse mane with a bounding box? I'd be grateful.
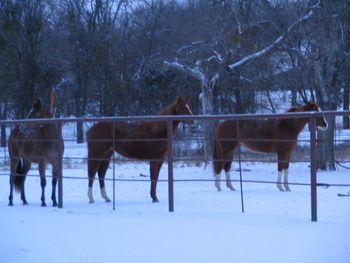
[277,103,308,130]
[141,100,176,136]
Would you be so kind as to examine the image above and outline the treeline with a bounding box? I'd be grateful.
[1,0,350,169]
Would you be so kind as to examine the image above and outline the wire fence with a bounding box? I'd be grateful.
[1,110,350,221]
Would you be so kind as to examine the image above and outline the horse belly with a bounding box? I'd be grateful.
[242,141,274,153]
[116,141,167,160]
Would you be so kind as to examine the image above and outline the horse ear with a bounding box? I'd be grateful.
[287,106,297,112]
[175,96,182,105]
[305,101,317,110]
[33,99,42,110]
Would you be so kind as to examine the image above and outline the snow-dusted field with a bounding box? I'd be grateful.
[0,139,349,263]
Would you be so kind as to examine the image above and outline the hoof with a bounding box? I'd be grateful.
[52,202,58,207]
[227,186,235,191]
[284,186,291,192]
[89,200,95,204]
[41,203,47,207]
[277,184,285,192]
[8,202,13,206]
[152,198,159,203]
[23,201,28,205]
[105,199,111,203]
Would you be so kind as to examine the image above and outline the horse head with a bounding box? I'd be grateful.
[174,96,194,125]
[304,101,328,131]
[20,99,53,135]
[27,99,52,119]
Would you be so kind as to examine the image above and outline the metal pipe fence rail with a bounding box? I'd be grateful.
[1,110,350,222]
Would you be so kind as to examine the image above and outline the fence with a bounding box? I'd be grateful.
[1,110,350,222]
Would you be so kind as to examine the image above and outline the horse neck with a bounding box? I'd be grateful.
[290,117,309,134]
[149,103,180,135]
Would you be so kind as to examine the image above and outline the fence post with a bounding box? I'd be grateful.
[57,121,63,208]
[237,120,245,213]
[112,122,116,211]
[309,116,317,222]
[167,120,174,212]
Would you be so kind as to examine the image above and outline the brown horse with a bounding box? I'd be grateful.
[86,96,193,203]
[8,99,64,207]
[213,102,328,192]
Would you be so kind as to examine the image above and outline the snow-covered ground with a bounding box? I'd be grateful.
[0,138,349,263]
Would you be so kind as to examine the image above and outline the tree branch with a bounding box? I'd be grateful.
[227,1,320,71]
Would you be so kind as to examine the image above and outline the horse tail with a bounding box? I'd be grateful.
[14,159,26,192]
[213,136,222,176]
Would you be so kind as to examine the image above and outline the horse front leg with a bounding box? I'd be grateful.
[215,173,221,191]
[225,171,235,191]
[20,159,31,205]
[277,152,291,192]
[150,161,163,203]
[8,158,19,206]
[39,163,47,207]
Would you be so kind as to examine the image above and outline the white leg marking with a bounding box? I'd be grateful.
[283,169,291,192]
[215,174,222,191]
[88,187,95,203]
[225,171,235,191]
[277,171,284,191]
[101,187,111,202]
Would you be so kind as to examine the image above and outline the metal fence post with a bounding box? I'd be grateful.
[167,120,174,212]
[57,121,63,208]
[113,122,116,211]
[309,116,317,222]
[237,120,245,213]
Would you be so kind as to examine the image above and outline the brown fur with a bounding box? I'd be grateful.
[213,102,328,191]
[8,99,64,207]
[86,96,193,203]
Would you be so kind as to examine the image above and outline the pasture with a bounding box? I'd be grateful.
[0,138,349,263]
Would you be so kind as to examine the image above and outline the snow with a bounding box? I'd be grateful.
[1,140,350,263]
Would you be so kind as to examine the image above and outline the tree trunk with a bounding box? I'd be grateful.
[343,83,349,129]
[0,102,7,147]
[317,116,335,170]
[75,85,85,144]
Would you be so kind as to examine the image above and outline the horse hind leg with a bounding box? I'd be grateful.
[224,152,235,191]
[277,153,291,192]
[283,169,291,192]
[98,159,112,203]
[20,159,31,205]
[39,163,47,207]
[150,161,163,203]
[87,158,99,203]
[277,170,285,191]
[51,165,58,207]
